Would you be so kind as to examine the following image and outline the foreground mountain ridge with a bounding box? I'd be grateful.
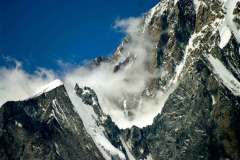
[1,0,240,159]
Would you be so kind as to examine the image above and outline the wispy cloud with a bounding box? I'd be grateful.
[0,59,56,105]
[0,16,171,129]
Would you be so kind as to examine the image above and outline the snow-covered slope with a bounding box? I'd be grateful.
[33,79,63,97]
[70,85,126,160]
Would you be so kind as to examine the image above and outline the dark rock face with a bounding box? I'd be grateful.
[116,0,240,160]
[144,59,240,160]
[74,84,104,118]
[147,0,196,84]
[0,85,104,160]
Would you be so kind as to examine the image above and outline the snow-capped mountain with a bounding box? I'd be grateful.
[1,0,240,160]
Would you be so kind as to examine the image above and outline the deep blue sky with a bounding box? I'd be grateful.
[0,0,159,72]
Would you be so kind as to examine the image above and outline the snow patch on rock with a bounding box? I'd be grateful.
[15,121,23,128]
[211,95,217,105]
[207,54,240,96]
[193,0,200,13]
[219,0,240,48]
[218,23,232,48]
[174,0,179,5]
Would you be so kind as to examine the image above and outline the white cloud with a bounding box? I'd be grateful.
[63,17,170,128]
[0,60,56,106]
[0,17,172,129]
[114,17,142,35]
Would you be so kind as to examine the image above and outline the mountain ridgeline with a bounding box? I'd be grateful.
[1,0,240,160]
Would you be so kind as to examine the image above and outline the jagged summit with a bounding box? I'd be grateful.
[1,0,240,160]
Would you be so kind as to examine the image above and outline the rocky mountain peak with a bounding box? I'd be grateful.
[1,0,240,160]
[0,83,104,160]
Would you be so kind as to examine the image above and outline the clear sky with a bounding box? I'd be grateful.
[0,0,159,72]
